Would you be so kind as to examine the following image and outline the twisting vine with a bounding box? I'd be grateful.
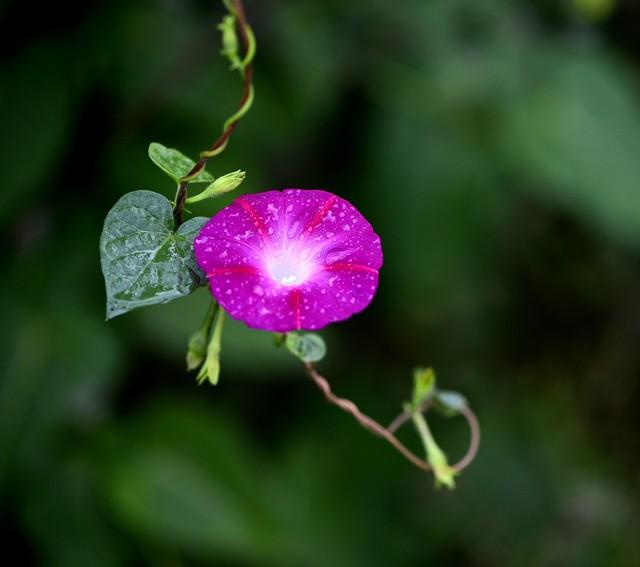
[303,362,480,475]
[99,0,482,490]
[299,361,480,487]
[173,0,256,225]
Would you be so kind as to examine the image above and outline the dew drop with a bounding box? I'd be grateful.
[287,221,300,239]
[325,247,353,265]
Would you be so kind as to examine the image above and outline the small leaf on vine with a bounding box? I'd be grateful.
[432,390,468,417]
[148,143,214,184]
[100,190,208,319]
[218,14,241,70]
[286,332,326,363]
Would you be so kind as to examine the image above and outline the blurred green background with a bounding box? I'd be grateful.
[2,0,640,565]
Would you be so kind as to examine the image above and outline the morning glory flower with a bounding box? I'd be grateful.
[194,189,383,332]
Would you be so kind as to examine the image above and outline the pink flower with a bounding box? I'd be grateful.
[194,189,383,332]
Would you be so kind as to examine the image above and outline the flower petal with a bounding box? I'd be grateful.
[194,189,383,332]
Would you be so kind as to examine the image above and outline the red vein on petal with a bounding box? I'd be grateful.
[236,197,268,240]
[208,266,260,277]
[291,288,302,330]
[303,195,338,237]
[322,263,378,274]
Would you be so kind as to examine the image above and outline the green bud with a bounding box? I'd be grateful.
[186,327,207,371]
[196,309,225,386]
[426,439,457,490]
[406,403,457,490]
[412,367,436,410]
[185,170,246,204]
[198,349,220,386]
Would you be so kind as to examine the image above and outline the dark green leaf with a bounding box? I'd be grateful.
[100,190,208,319]
[148,142,214,184]
[502,51,640,245]
[0,44,71,224]
[285,332,326,363]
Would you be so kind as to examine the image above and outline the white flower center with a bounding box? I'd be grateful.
[267,249,313,286]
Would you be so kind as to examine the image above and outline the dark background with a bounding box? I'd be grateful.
[1,0,640,565]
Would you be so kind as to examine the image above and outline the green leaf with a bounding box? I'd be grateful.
[285,332,326,363]
[104,402,273,561]
[148,142,214,184]
[100,190,208,319]
[0,44,71,225]
[432,390,468,417]
[502,50,640,245]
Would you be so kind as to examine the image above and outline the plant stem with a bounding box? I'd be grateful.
[303,362,480,474]
[197,307,226,385]
[388,401,481,473]
[303,362,432,470]
[411,410,456,488]
[174,0,255,225]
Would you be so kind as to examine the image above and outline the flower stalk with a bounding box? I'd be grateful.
[186,300,218,371]
[197,307,226,385]
[409,405,457,489]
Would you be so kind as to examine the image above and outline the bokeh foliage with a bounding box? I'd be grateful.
[1,0,640,565]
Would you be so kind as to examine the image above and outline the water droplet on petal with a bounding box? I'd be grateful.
[287,221,300,239]
[325,247,353,265]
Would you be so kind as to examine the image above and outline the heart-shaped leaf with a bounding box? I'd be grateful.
[148,142,214,184]
[100,190,209,319]
[285,332,326,363]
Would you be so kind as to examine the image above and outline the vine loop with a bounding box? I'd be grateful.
[304,362,480,475]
